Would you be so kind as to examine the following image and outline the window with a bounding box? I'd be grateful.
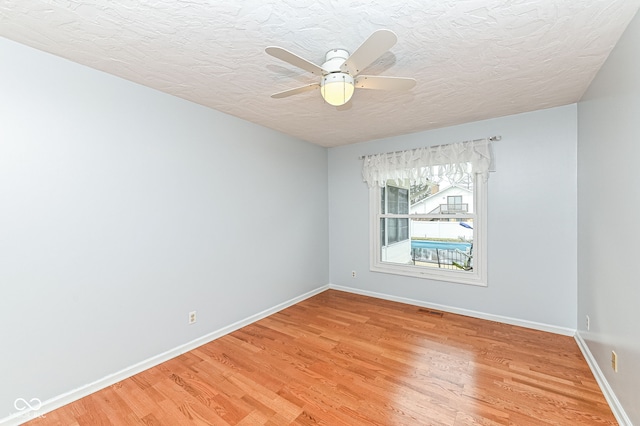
[446,195,465,213]
[362,139,494,286]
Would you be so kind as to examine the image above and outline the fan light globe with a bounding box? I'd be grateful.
[321,73,354,106]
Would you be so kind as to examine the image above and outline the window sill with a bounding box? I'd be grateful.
[370,262,487,287]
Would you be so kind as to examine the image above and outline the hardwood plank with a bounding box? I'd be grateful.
[26,290,617,425]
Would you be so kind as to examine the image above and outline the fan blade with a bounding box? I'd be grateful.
[354,75,416,91]
[265,46,326,76]
[340,29,398,76]
[271,83,320,99]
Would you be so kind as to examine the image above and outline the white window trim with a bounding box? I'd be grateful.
[369,174,488,286]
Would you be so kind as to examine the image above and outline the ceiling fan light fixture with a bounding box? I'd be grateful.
[321,73,354,106]
[266,30,415,107]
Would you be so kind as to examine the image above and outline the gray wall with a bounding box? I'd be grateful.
[577,9,640,425]
[329,105,578,329]
[0,37,329,418]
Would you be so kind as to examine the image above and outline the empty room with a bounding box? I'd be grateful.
[1,1,639,425]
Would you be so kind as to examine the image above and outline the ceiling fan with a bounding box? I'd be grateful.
[265,29,416,107]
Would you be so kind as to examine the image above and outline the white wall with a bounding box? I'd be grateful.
[577,9,640,425]
[329,105,577,329]
[0,37,328,420]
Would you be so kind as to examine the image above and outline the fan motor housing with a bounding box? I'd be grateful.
[323,49,349,73]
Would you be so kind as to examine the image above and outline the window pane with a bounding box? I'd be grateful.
[410,218,474,271]
[388,218,398,243]
[381,217,474,271]
[410,181,473,215]
[380,217,413,264]
[388,186,399,214]
[399,218,409,241]
[398,188,409,214]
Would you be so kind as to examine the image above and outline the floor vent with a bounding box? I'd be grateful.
[418,308,444,318]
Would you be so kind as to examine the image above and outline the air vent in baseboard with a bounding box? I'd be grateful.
[418,308,444,318]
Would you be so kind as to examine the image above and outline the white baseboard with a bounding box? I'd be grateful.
[575,332,631,426]
[0,284,330,426]
[329,284,576,336]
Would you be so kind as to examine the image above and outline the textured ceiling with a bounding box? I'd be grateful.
[1,1,639,147]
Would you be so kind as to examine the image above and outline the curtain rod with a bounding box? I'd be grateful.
[358,135,501,160]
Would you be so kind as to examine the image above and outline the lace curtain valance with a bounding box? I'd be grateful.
[361,138,495,188]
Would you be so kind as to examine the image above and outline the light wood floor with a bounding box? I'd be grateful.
[27,290,616,425]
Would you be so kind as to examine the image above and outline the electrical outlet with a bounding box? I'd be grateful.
[189,311,197,325]
[611,351,618,372]
[586,315,590,331]
[351,270,356,278]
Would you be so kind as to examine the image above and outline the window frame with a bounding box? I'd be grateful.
[369,173,488,286]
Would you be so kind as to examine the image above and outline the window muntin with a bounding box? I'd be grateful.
[370,168,487,286]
